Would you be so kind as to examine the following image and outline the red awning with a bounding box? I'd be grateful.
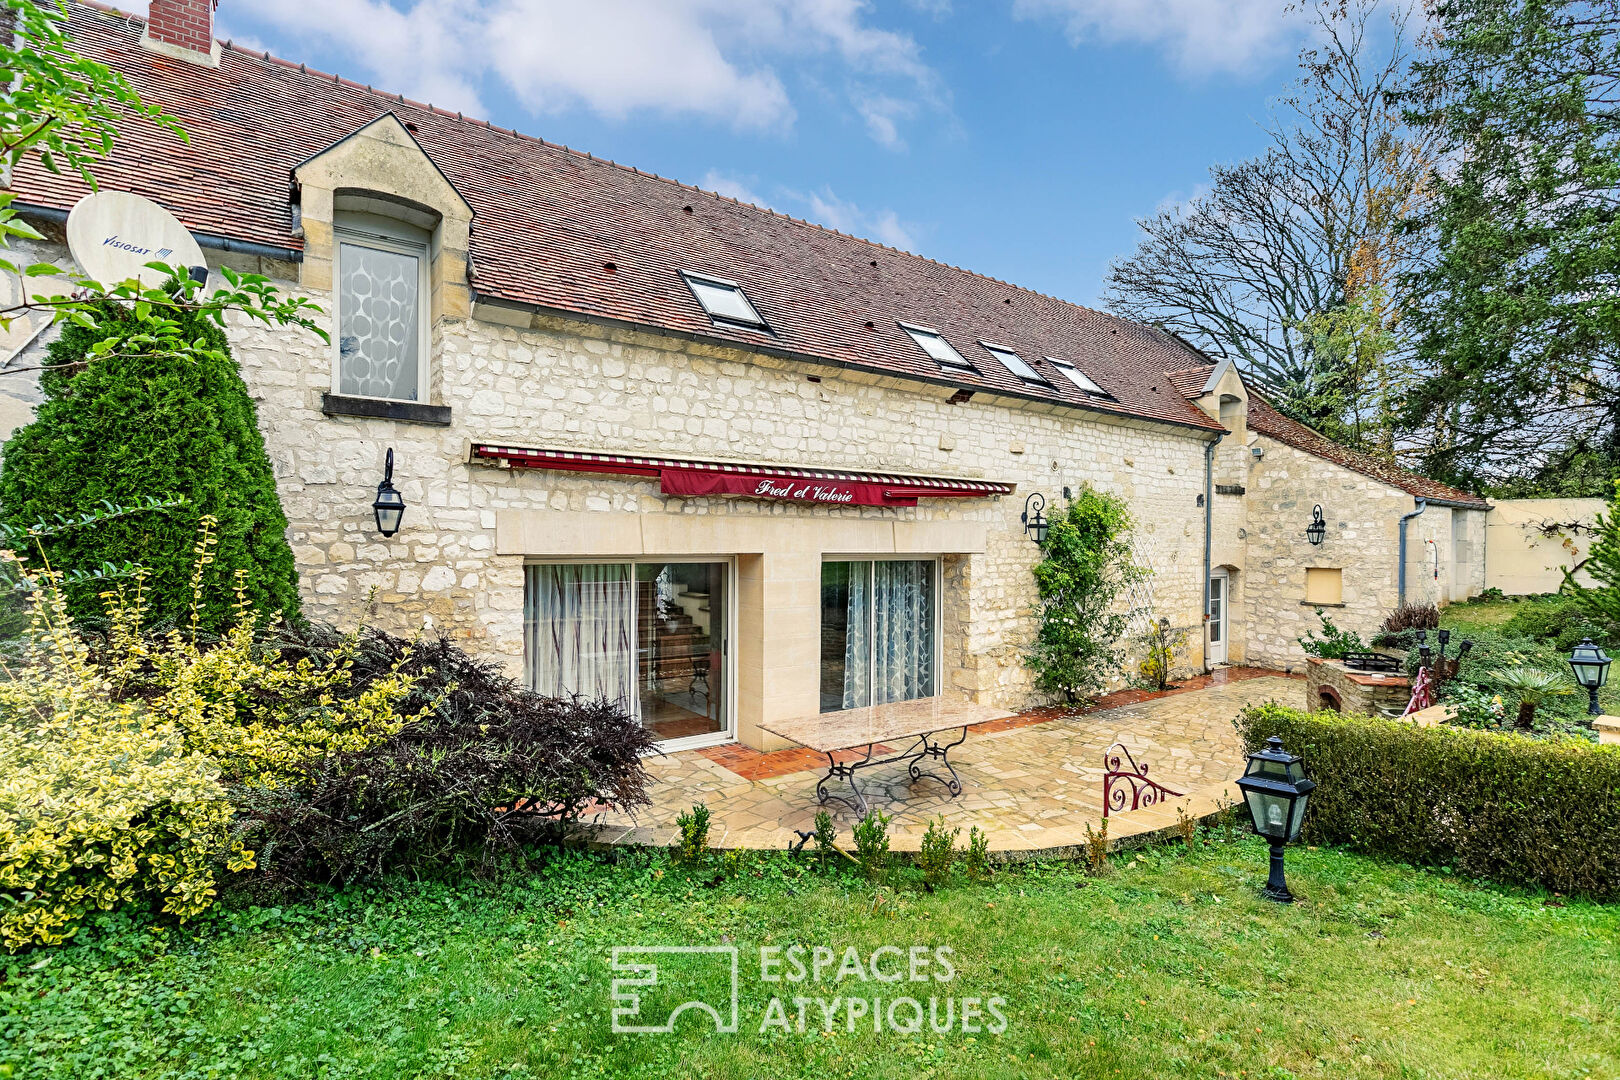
[469,445,1014,507]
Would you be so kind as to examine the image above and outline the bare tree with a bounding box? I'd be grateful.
[1103,0,1432,451]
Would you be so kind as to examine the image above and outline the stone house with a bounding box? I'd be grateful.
[0,1,1489,749]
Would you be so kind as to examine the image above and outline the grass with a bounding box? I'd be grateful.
[1440,598,1528,633]
[3,834,1616,1080]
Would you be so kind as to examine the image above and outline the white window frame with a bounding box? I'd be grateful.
[819,556,944,713]
[899,321,977,372]
[331,215,432,404]
[681,270,770,331]
[1046,358,1109,397]
[522,556,738,753]
[979,340,1048,386]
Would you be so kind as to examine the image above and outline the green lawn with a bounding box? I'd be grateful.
[4,834,1615,1080]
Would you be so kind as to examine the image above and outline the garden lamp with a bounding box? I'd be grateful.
[1022,491,1049,546]
[1305,505,1326,546]
[1234,735,1316,903]
[373,447,407,538]
[1568,639,1612,716]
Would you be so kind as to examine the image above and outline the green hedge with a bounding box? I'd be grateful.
[1237,704,1620,899]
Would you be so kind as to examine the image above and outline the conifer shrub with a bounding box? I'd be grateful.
[0,304,300,633]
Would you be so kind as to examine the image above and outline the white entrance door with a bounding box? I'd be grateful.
[1207,570,1229,665]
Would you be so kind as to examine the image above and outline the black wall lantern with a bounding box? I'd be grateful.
[1022,491,1049,546]
[1305,504,1326,546]
[373,448,406,538]
[1568,638,1612,716]
[1235,735,1316,903]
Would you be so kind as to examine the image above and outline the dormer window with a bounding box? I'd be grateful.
[334,213,430,402]
[683,271,768,329]
[980,341,1047,386]
[901,322,976,372]
[1048,359,1109,397]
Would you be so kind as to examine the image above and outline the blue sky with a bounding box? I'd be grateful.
[199,1,1317,309]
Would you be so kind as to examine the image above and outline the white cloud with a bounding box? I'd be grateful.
[1012,0,1304,76]
[701,170,767,206]
[216,0,939,142]
[700,174,920,251]
[798,186,918,250]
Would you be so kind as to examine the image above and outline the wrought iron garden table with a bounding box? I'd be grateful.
[762,697,1012,815]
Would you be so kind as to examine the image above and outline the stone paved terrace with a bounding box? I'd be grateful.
[588,669,1304,858]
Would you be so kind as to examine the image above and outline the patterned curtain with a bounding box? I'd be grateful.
[524,563,636,713]
[871,560,935,705]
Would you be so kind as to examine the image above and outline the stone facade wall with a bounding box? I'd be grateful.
[1241,433,1485,669]
[0,233,1217,723]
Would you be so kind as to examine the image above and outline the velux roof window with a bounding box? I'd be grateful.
[1048,359,1109,396]
[682,271,768,329]
[901,322,976,372]
[980,341,1047,386]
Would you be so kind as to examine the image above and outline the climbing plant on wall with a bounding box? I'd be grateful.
[1025,487,1149,705]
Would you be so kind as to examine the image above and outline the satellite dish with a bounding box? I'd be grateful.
[65,190,208,290]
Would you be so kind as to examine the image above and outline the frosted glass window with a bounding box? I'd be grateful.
[338,240,422,401]
[981,342,1047,384]
[901,324,975,371]
[684,273,766,327]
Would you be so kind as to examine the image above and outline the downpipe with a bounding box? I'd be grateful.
[1202,432,1223,673]
[1397,498,1428,606]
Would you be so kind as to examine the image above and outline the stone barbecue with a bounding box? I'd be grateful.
[1305,656,1413,717]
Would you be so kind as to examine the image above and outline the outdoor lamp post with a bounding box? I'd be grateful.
[1022,492,1049,546]
[1305,504,1326,546]
[372,448,406,538]
[1235,735,1316,903]
[1568,638,1612,716]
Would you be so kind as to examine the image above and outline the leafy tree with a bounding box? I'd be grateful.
[0,304,301,631]
[1104,0,1430,446]
[1025,487,1148,704]
[1399,0,1620,490]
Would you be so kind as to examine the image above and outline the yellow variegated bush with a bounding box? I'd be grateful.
[0,524,419,949]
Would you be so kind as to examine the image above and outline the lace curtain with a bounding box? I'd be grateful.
[524,563,636,712]
[871,560,935,704]
[838,560,935,709]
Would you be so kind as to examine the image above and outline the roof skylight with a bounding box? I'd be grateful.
[682,272,767,329]
[901,323,976,371]
[980,341,1047,386]
[1048,359,1109,396]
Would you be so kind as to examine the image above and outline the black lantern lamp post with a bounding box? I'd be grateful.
[1305,505,1326,546]
[1568,638,1612,716]
[1022,492,1049,546]
[372,448,406,538]
[1235,736,1316,903]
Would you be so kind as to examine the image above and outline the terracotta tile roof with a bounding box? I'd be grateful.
[1165,366,1213,398]
[1166,362,1489,508]
[7,3,1224,434]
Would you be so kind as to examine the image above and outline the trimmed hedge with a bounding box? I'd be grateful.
[1237,704,1620,899]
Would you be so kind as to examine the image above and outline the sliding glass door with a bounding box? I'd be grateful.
[525,560,730,747]
[820,559,938,713]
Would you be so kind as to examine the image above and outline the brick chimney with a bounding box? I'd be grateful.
[141,0,220,67]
